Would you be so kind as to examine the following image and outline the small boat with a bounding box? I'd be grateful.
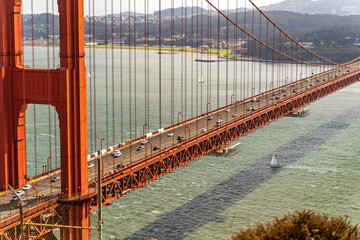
[195,59,216,63]
[270,153,281,168]
[198,76,205,83]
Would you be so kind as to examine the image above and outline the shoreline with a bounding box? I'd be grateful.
[22,44,228,58]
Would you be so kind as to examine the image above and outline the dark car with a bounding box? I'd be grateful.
[153,146,160,151]
[177,136,185,142]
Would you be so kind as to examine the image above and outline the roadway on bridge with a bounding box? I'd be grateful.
[0,64,357,221]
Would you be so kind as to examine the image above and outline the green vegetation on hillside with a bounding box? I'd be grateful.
[232,210,359,240]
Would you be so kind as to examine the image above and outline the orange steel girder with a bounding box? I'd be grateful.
[89,70,360,211]
[1,0,90,239]
[0,198,60,239]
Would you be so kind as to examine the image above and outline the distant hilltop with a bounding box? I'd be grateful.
[262,0,360,16]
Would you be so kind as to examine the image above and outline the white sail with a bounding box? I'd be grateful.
[198,76,204,83]
[271,154,277,165]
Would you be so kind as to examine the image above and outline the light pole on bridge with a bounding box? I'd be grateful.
[178,112,182,124]
[98,137,106,240]
[185,126,191,139]
[146,141,153,157]
[47,156,53,173]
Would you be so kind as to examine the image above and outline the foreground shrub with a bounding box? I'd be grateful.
[233,210,359,240]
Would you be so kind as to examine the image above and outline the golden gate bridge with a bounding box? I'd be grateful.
[1,0,360,239]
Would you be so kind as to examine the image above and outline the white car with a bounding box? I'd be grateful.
[51,176,60,182]
[87,163,94,169]
[167,133,174,137]
[216,119,223,125]
[22,184,32,191]
[113,150,122,158]
[225,109,230,112]
[201,128,207,133]
[140,140,148,145]
[16,190,25,196]
[17,201,27,207]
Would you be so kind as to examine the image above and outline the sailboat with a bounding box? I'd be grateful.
[270,153,281,168]
[198,76,205,84]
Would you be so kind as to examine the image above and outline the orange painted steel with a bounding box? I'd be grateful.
[0,0,90,238]
[89,70,360,211]
[0,0,27,192]
[0,198,60,239]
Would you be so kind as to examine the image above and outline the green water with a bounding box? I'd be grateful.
[22,48,360,239]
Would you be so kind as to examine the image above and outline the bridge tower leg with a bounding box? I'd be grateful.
[0,0,90,238]
[57,0,90,238]
[0,0,27,191]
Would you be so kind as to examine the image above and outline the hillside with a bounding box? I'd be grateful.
[263,0,360,15]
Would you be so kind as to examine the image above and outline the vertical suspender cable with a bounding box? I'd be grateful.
[147,0,150,128]
[46,0,52,170]
[159,0,162,129]
[181,1,184,119]
[258,10,262,95]
[207,3,211,113]
[88,0,93,153]
[145,0,149,128]
[128,0,132,141]
[191,0,194,118]
[134,0,137,138]
[234,1,238,103]
[196,0,199,117]
[226,0,229,106]
[217,0,220,109]
[185,0,188,120]
[200,1,203,114]
[31,0,38,176]
[111,0,115,146]
[105,0,109,147]
[171,0,174,125]
[92,0,97,149]
[158,0,162,148]
[52,0,58,168]
[120,0,123,143]
[251,6,254,97]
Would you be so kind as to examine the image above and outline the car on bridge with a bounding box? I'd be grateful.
[51,176,60,182]
[17,201,27,207]
[167,132,174,137]
[22,184,32,191]
[16,190,25,196]
[153,146,160,151]
[113,150,122,158]
[137,146,144,151]
[140,140,148,145]
[201,128,207,133]
[177,136,185,142]
[208,116,213,120]
[87,163,94,169]
[216,119,223,125]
